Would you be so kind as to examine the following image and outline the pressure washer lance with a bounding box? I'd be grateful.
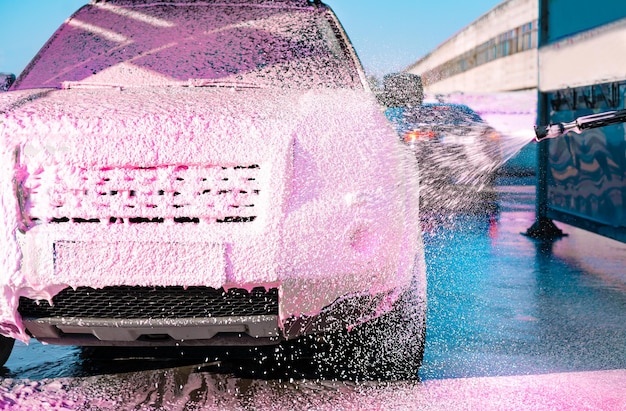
[534,108,626,141]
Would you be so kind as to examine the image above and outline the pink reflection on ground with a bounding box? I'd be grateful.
[0,369,624,410]
[488,212,498,241]
[551,223,626,292]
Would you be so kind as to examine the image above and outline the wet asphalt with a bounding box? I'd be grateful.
[421,176,626,380]
[0,176,625,409]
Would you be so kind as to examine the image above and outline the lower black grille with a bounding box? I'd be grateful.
[18,286,278,319]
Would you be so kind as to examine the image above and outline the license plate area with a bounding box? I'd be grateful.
[53,241,226,287]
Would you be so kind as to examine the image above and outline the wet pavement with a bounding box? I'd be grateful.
[1,176,625,410]
[421,176,626,381]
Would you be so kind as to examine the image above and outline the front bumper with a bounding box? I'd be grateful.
[18,285,401,346]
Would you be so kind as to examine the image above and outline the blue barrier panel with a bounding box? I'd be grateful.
[545,0,626,43]
[544,82,626,241]
[533,1,626,243]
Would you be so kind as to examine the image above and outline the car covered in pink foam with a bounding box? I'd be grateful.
[0,0,426,378]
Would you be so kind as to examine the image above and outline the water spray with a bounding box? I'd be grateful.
[534,108,626,141]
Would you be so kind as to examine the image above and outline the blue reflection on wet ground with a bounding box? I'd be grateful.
[421,176,626,380]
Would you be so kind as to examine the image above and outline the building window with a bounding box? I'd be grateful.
[419,19,538,86]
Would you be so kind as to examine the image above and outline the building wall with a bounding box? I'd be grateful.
[539,18,626,91]
[406,0,538,93]
[423,50,537,93]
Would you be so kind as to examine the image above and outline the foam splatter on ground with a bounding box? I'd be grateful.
[1,368,624,410]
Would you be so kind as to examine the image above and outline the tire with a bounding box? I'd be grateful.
[307,288,426,381]
[0,335,15,367]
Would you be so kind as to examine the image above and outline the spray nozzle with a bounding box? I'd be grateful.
[534,122,582,141]
[534,109,626,142]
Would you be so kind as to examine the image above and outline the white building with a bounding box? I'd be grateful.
[406,0,538,94]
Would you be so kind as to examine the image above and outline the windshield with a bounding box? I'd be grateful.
[14,1,362,90]
[385,104,485,135]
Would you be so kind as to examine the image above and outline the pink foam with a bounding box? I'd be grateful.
[1,1,425,343]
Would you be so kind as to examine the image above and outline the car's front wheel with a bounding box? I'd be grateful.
[317,287,426,381]
[0,335,15,367]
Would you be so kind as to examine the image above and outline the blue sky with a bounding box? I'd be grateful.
[0,0,502,78]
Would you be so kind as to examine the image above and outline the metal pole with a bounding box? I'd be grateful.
[524,0,566,240]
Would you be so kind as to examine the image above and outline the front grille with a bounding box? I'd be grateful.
[18,286,278,319]
[25,164,262,224]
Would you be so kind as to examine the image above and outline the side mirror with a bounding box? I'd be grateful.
[378,73,423,108]
[1,73,16,92]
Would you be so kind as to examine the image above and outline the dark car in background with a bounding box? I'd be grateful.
[0,73,15,91]
[385,102,502,211]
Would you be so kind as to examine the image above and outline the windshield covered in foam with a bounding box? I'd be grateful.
[14,1,362,90]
